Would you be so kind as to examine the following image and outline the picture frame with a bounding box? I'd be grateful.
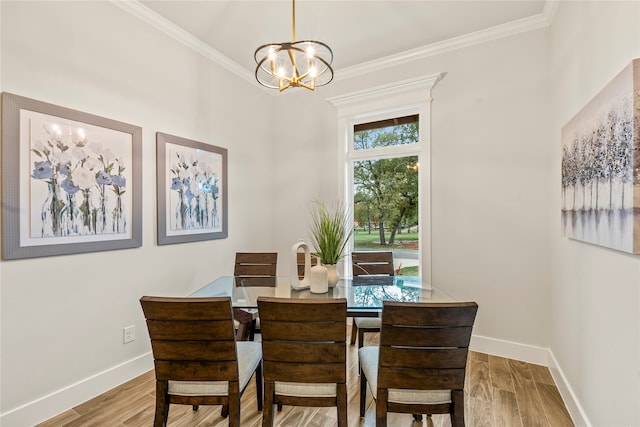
[561,58,640,253]
[1,92,143,259]
[156,132,228,245]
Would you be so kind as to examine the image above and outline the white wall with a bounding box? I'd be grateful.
[548,2,640,426]
[0,2,276,425]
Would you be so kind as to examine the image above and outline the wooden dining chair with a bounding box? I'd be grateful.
[359,301,478,427]
[233,252,278,341]
[257,296,348,427]
[350,251,395,349]
[140,296,263,427]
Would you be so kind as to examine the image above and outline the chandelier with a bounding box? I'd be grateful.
[254,0,333,92]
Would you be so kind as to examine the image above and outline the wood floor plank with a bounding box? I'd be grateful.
[529,363,555,386]
[536,383,574,427]
[492,387,522,427]
[469,395,494,427]
[513,385,549,427]
[509,359,537,389]
[488,354,515,392]
[468,356,492,402]
[36,325,573,427]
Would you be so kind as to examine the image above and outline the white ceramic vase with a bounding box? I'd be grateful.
[310,263,329,293]
[325,264,339,287]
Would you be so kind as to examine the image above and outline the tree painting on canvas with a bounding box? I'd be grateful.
[561,59,640,253]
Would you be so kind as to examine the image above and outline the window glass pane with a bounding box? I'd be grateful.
[353,155,419,275]
[353,114,419,151]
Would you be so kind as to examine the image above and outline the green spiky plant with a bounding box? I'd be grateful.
[309,200,353,265]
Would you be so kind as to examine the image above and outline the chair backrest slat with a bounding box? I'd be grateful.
[377,301,478,392]
[258,298,346,322]
[146,319,235,341]
[261,341,346,364]
[352,251,394,276]
[234,252,278,277]
[260,321,345,342]
[378,367,467,390]
[151,340,237,361]
[263,361,346,383]
[380,326,475,348]
[155,360,240,382]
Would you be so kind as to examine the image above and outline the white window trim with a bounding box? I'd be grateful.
[327,73,444,283]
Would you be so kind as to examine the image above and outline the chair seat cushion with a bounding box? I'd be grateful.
[354,317,381,329]
[358,346,451,405]
[168,341,262,396]
[275,381,337,398]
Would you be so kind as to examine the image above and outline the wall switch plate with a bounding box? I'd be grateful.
[123,325,135,344]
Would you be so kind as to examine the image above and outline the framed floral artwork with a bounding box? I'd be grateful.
[156,132,228,245]
[1,92,142,260]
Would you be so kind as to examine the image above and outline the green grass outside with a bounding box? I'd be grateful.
[353,229,419,249]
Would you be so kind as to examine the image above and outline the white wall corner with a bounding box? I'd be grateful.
[547,350,593,427]
[0,352,153,427]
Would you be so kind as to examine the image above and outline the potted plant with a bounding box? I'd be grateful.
[309,200,353,286]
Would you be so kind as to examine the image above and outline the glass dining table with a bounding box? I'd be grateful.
[190,275,456,339]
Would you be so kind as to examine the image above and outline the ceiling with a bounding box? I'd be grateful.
[138,0,547,76]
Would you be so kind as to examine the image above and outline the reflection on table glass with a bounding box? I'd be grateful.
[351,276,423,307]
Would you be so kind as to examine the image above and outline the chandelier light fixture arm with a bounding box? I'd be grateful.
[254,0,334,92]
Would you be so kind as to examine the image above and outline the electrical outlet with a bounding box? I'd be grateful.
[123,325,135,344]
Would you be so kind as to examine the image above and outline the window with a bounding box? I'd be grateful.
[328,74,443,281]
[352,115,420,275]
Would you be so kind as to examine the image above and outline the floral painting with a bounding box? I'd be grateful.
[561,58,640,253]
[156,132,227,245]
[1,92,142,260]
[27,110,132,240]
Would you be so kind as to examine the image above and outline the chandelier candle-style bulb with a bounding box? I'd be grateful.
[254,0,333,91]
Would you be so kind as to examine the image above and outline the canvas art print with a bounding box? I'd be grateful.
[1,93,142,260]
[26,110,133,240]
[561,59,640,253]
[156,132,228,245]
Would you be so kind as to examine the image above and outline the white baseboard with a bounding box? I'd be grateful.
[0,352,153,427]
[547,350,592,427]
[470,333,550,366]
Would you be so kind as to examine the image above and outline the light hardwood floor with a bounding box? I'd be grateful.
[37,328,574,427]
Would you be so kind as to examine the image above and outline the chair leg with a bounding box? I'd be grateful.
[413,414,423,421]
[154,381,169,427]
[337,383,348,427]
[249,319,257,341]
[262,381,275,427]
[221,404,229,418]
[358,329,365,349]
[228,390,241,427]
[451,390,465,427]
[359,371,367,417]
[350,321,358,345]
[255,363,263,412]
[376,388,388,427]
[192,405,199,411]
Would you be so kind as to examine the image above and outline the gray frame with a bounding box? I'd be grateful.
[1,92,142,259]
[156,132,228,245]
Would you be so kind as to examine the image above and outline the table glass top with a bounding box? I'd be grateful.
[190,276,456,315]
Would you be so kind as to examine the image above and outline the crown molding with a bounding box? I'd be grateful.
[112,0,556,92]
[336,6,554,81]
[328,73,445,111]
[109,0,255,86]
